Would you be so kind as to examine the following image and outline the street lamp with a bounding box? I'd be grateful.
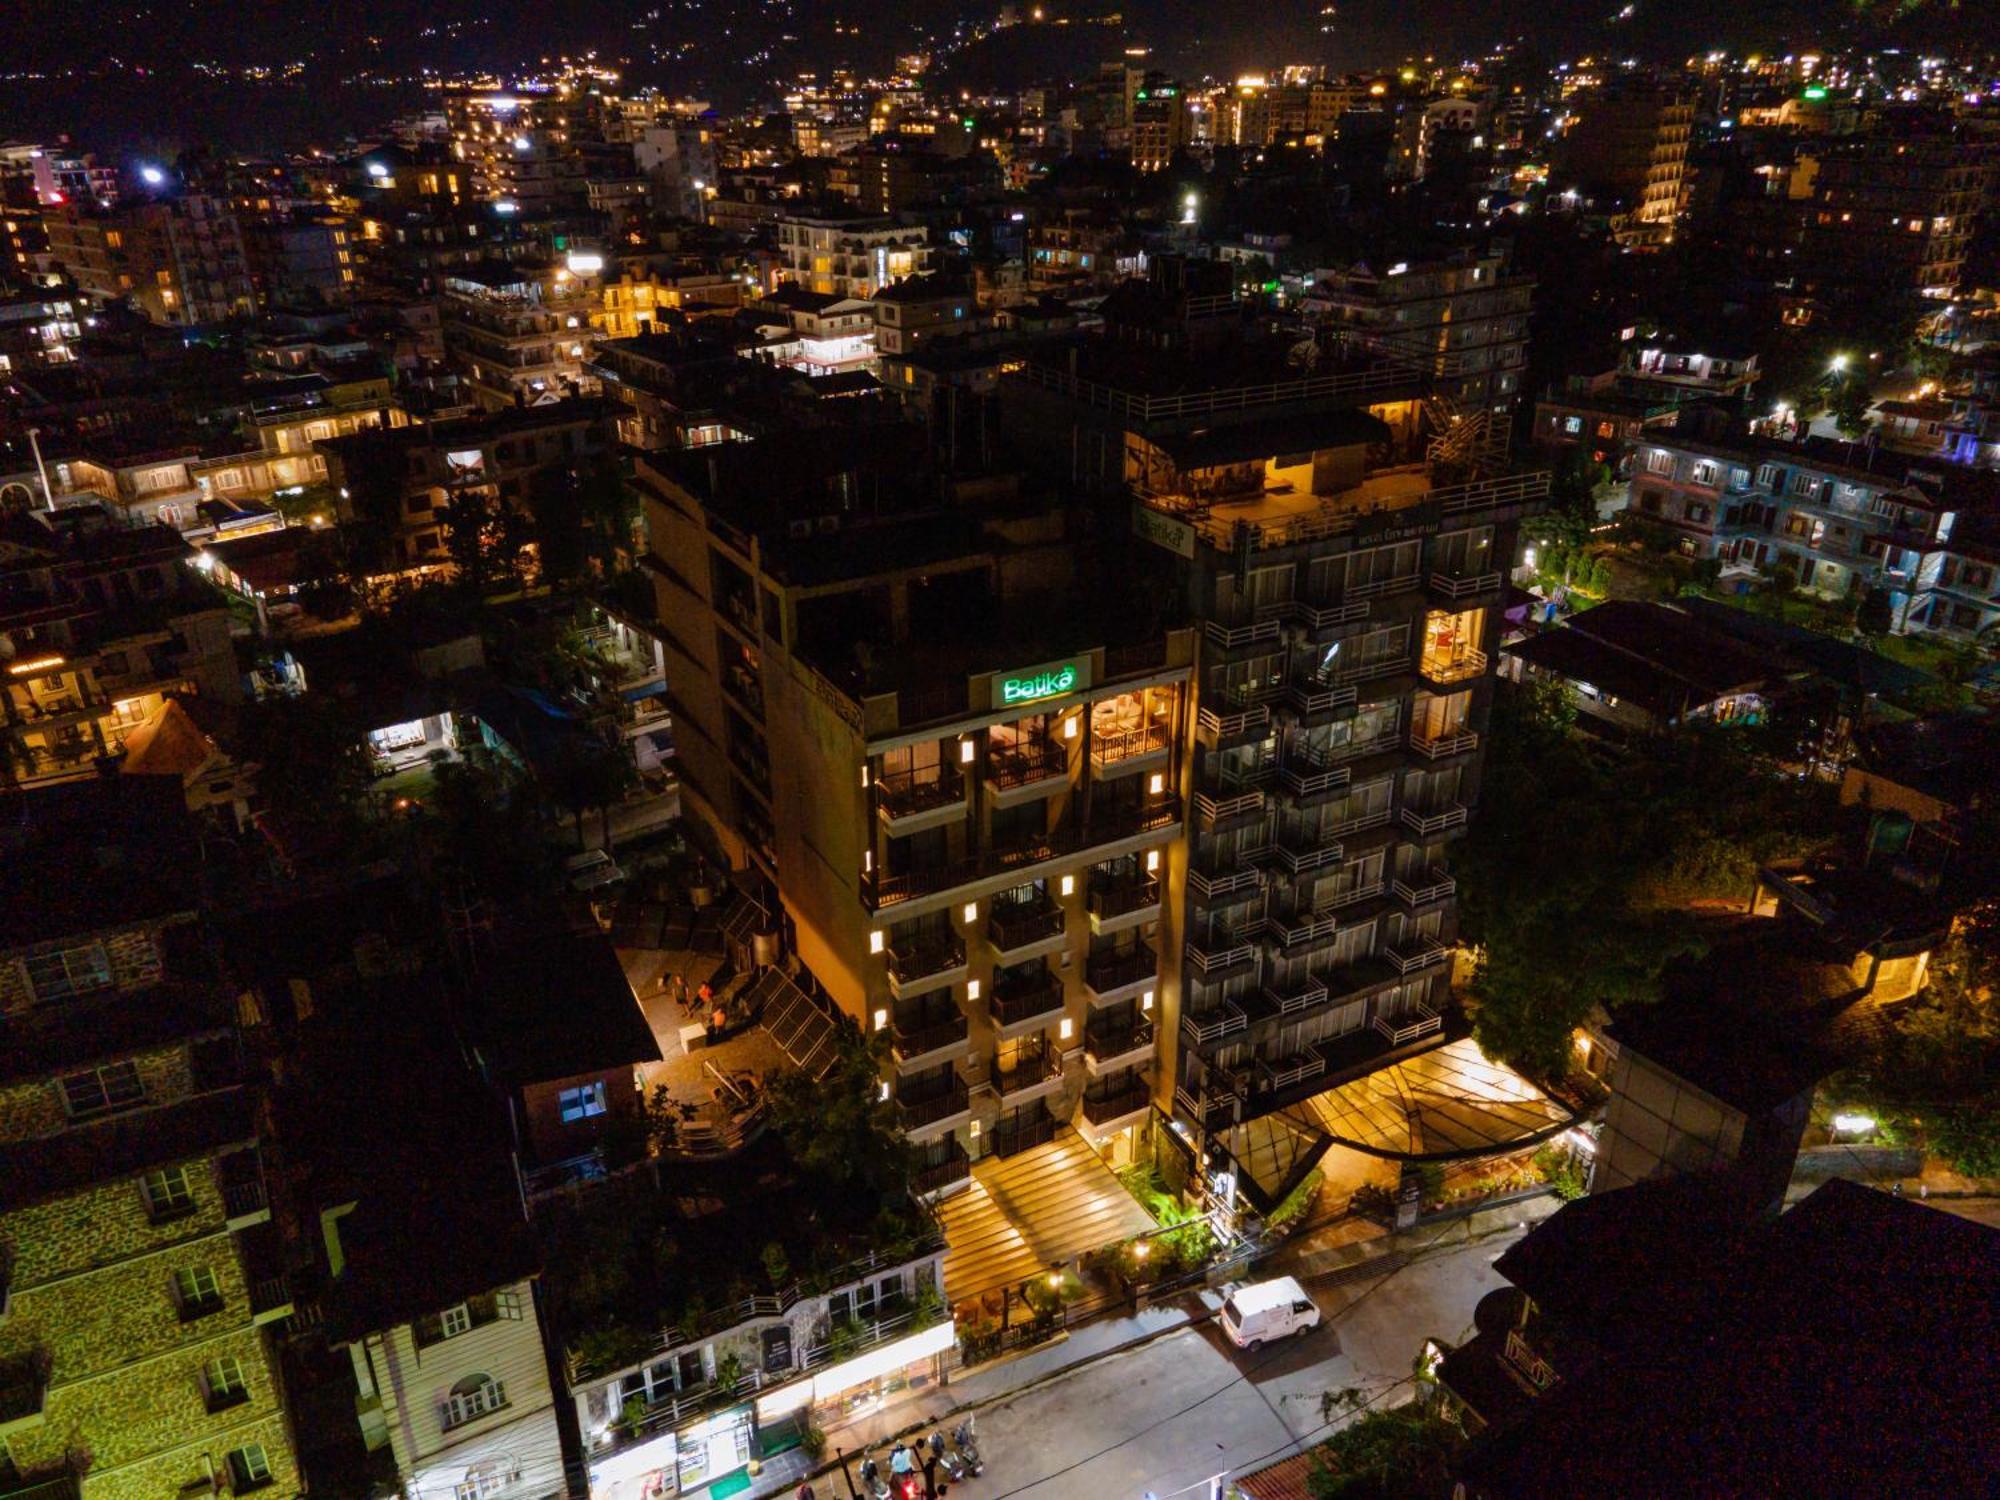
[1828,354,1848,375]
[139,165,165,187]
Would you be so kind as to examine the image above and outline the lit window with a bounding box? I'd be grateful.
[144,1166,196,1221]
[174,1264,223,1317]
[203,1356,249,1411]
[558,1082,607,1122]
[443,1374,509,1429]
[226,1445,272,1491]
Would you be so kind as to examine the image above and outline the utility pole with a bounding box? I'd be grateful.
[25,426,53,511]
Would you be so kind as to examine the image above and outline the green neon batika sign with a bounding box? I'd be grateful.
[1001,665,1078,705]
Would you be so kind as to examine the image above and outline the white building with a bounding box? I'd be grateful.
[775,214,933,300]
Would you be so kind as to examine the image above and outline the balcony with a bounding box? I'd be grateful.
[891,1010,970,1069]
[1400,802,1470,837]
[1196,698,1271,749]
[1084,1016,1156,1075]
[1173,1082,1238,1132]
[1262,902,1342,950]
[994,1043,1058,1097]
[1394,867,1457,907]
[1372,1001,1444,1047]
[218,1150,271,1229]
[1188,854,1264,905]
[1081,1077,1152,1127]
[1084,945,1157,1002]
[987,737,1069,803]
[249,1274,295,1327]
[913,1139,972,1196]
[886,936,969,999]
[1091,720,1171,775]
[1284,675,1358,727]
[1203,601,1286,652]
[1417,650,1488,690]
[1384,938,1450,975]
[1429,567,1505,603]
[863,802,1180,911]
[1270,831,1344,877]
[987,898,1067,959]
[0,1351,49,1439]
[1184,924,1258,978]
[1180,1000,1249,1047]
[896,1080,971,1136]
[1088,872,1160,934]
[1278,753,1351,806]
[990,968,1065,1031]
[877,766,967,833]
[1329,806,1395,839]
[1290,593,1372,638]
[1409,727,1480,761]
[1250,974,1330,1022]
[1195,787,1265,832]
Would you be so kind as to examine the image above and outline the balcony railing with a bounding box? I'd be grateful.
[1188,854,1264,902]
[1181,1000,1249,1045]
[864,803,1179,909]
[1085,945,1157,996]
[1255,975,1330,1019]
[1417,650,1487,687]
[988,900,1066,953]
[988,738,1068,792]
[1082,1078,1152,1124]
[1400,803,1470,837]
[994,1046,1055,1094]
[1409,727,1480,760]
[1329,805,1395,838]
[1084,1017,1155,1069]
[1280,755,1352,801]
[1384,939,1450,975]
[1088,873,1160,922]
[913,1139,972,1195]
[1285,677,1358,720]
[1263,903,1341,949]
[1270,834,1344,876]
[1195,788,1265,829]
[990,970,1065,1028]
[1092,721,1170,765]
[887,937,968,991]
[891,1011,970,1063]
[877,767,966,820]
[1372,1003,1444,1048]
[1394,867,1457,905]
[896,1082,971,1130]
[1429,568,1504,600]
[1185,925,1257,975]
[1196,701,1271,743]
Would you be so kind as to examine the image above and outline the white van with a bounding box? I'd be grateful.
[1218,1276,1321,1350]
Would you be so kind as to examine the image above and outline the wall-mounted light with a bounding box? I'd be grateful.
[861,765,870,788]
[1141,989,1154,1012]
[1064,716,1079,739]
[962,902,978,924]
[1149,773,1165,795]
[879,1080,891,1101]
[969,1118,981,1139]
[967,980,981,1001]
[869,930,885,954]
[873,1008,887,1031]
[1146,849,1160,873]
[1060,874,1074,897]
[1059,1017,1073,1040]
[960,738,976,763]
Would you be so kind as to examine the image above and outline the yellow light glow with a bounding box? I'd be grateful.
[7,655,66,675]
[1060,875,1074,897]
[1059,1017,1073,1040]
[1148,773,1164,795]
[967,980,980,1001]
[962,902,978,923]
[873,1008,887,1030]
[869,930,885,954]
[1141,989,1154,1012]
[960,738,976,763]
[1146,849,1160,872]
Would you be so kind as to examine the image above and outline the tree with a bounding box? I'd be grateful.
[1828,375,1871,439]
[1524,447,1603,584]
[763,1023,914,1208]
[439,486,524,598]
[338,442,408,577]
[542,732,637,850]
[1854,584,1894,642]
[1308,1391,1461,1500]
[233,692,373,854]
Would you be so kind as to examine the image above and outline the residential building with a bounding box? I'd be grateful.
[633,118,718,219]
[869,275,981,358]
[774,213,933,300]
[45,195,257,326]
[0,777,301,1499]
[1002,263,1553,1215]
[446,88,594,211]
[0,504,238,787]
[316,398,611,569]
[1555,83,1694,246]
[0,292,79,372]
[637,414,1194,1192]
[1302,249,1533,417]
[240,211,359,307]
[746,286,879,373]
[440,262,601,411]
[1625,428,2000,637]
[588,328,755,452]
[1801,133,1994,304]
[1441,1176,2000,1498]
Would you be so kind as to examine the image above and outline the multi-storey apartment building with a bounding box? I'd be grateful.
[774,213,933,300]
[1628,428,2000,637]
[0,505,238,787]
[1801,133,1995,304]
[45,195,257,326]
[0,777,300,1499]
[446,88,594,212]
[1002,267,1548,1211]
[638,416,1193,1189]
[1555,83,1694,247]
[440,262,601,411]
[1303,249,1533,417]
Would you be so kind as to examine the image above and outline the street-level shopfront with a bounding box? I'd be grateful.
[588,1320,955,1499]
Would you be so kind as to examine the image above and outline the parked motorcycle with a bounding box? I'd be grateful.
[952,1417,984,1477]
[931,1430,967,1485]
[858,1456,891,1500]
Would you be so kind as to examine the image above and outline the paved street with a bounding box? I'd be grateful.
[933,1229,1526,1500]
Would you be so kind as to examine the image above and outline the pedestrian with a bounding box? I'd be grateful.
[797,1485,814,1500]
[921,1447,939,1497]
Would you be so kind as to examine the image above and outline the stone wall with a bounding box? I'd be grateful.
[0,920,171,1017]
[1,1155,225,1296]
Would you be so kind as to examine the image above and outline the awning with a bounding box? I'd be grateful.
[937,1128,1155,1305]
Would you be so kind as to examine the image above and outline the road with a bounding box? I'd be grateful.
[947,1229,1525,1500]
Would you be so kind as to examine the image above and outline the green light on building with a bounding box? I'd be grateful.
[1000,664,1079,705]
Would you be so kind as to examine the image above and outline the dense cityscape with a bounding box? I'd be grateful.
[3,3,1999,1498]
